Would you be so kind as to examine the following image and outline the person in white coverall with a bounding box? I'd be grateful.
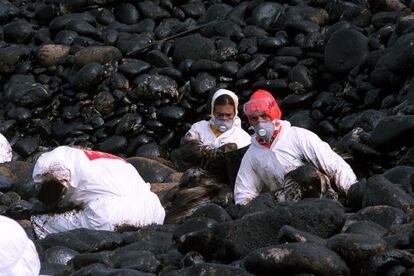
[30,146,165,239]
[171,89,251,179]
[0,215,40,276]
[0,133,12,163]
[234,89,358,205]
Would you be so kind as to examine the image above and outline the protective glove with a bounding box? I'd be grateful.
[200,143,238,181]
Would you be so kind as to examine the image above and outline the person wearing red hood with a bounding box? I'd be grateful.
[234,89,358,205]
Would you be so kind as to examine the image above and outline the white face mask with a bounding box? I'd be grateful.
[214,118,234,132]
[253,120,275,142]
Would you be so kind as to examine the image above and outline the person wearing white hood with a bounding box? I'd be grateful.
[234,89,358,205]
[0,215,40,276]
[171,89,251,176]
[30,146,165,239]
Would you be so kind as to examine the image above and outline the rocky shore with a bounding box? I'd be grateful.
[0,0,414,275]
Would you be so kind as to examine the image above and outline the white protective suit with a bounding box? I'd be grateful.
[0,133,12,163]
[0,215,40,276]
[234,120,357,205]
[185,89,251,149]
[31,146,165,239]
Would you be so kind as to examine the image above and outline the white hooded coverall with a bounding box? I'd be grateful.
[0,133,12,163]
[0,215,40,276]
[185,89,251,149]
[234,120,357,205]
[31,146,165,239]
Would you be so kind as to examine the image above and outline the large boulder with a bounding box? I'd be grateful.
[243,242,350,276]
[177,199,345,262]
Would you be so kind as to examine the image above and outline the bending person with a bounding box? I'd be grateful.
[234,90,357,205]
[31,146,165,239]
[0,215,40,276]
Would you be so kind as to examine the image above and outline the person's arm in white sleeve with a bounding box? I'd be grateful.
[0,134,12,163]
[297,129,357,194]
[234,154,263,205]
[181,123,202,145]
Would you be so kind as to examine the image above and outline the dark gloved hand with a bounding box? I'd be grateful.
[201,143,238,162]
[201,143,238,181]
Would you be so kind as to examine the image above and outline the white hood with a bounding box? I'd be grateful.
[210,88,241,128]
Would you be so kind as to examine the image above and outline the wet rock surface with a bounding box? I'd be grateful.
[0,0,413,274]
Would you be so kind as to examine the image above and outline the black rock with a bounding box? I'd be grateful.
[180,251,205,268]
[54,30,78,45]
[137,0,170,20]
[157,106,186,124]
[115,113,143,136]
[50,14,96,34]
[146,50,174,68]
[65,19,101,39]
[98,135,128,154]
[34,4,58,23]
[114,2,140,25]
[0,1,18,23]
[359,249,414,275]
[181,1,206,19]
[93,91,115,116]
[71,263,149,276]
[371,115,414,150]
[7,107,32,123]
[132,74,178,100]
[236,55,267,79]
[70,250,112,270]
[164,263,251,276]
[326,233,387,264]
[40,262,72,276]
[39,228,124,253]
[136,142,165,158]
[127,156,177,183]
[383,222,414,249]
[397,147,414,166]
[3,19,34,43]
[250,2,283,29]
[361,175,414,212]
[4,77,51,108]
[344,220,387,238]
[5,199,34,219]
[13,135,41,158]
[277,225,326,245]
[190,72,216,96]
[243,242,349,276]
[177,199,345,262]
[324,28,369,75]
[0,191,20,206]
[118,59,151,78]
[44,246,80,265]
[71,63,104,92]
[116,33,153,57]
[348,205,407,230]
[112,250,161,273]
[189,203,232,223]
[173,217,218,243]
[0,161,34,195]
[236,194,276,218]
[0,44,30,74]
[173,34,215,64]
[74,46,123,66]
